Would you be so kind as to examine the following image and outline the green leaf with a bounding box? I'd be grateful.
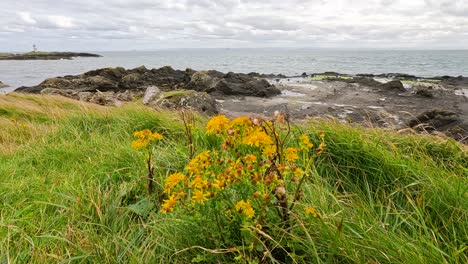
[127,198,154,217]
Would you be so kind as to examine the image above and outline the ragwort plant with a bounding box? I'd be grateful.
[159,111,326,260]
[131,129,163,194]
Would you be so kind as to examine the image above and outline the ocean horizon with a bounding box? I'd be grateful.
[1,48,468,92]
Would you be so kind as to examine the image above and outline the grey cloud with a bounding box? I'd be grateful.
[0,0,466,51]
[425,0,468,16]
[230,16,300,31]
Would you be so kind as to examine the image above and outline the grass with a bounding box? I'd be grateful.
[0,52,69,57]
[22,51,60,56]
[0,93,467,263]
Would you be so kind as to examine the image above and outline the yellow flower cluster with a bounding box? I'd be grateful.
[164,172,187,193]
[262,145,277,158]
[243,128,273,147]
[158,113,326,224]
[284,147,299,162]
[161,193,178,213]
[186,150,212,176]
[299,134,314,149]
[305,207,321,219]
[229,116,253,129]
[206,115,229,135]
[131,129,163,149]
[235,200,255,218]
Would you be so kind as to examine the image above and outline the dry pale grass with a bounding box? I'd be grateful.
[0,93,106,153]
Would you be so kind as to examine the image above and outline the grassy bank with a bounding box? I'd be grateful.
[0,93,466,263]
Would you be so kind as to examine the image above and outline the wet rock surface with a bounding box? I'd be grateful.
[216,76,468,143]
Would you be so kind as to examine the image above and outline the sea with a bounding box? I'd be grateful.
[1,49,467,93]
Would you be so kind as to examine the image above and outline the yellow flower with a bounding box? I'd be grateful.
[262,145,277,157]
[131,129,163,149]
[192,190,208,204]
[299,134,313,149]
[244,154,257,163]
[235,200,255,219]
[305,207,321,219]
[186,150,212,175]
[161,193,178,213]
[243,128,273,147]
[149,132,163,141]
[229,116,252,128]
[164,172,187,193]
[213,179,227,190]
[294,168,304,178]
[131,139,148,149]
[284,147,299,162]
[206,115,229,135]
[190,175,205,189]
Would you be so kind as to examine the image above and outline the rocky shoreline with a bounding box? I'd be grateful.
[0,80,8,88]
[0,52,102,60]
[11,66,468,143]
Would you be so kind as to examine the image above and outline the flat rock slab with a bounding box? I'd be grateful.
[217,77,468,143]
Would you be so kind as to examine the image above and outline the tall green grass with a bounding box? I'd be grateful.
[0,94,466,263]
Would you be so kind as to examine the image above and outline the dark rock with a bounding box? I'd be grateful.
[82,67,126,81]
[15,66,282,100]
[322,72,341,76]
[377,73,418,80]
[40,88,74,97]
[15,85,42,94]
[223,72,253,83]
[356,74,375,78]
[408,109,461,132]
[134,65,149,74]
[301,72,308,77]
[442,76,468,86]
[346,77,382,87]
[119,73,143,89]
[215,78,280,97]
[80,76,119,92]
[414,86,434,98]
[380,80,406,92]
[185,71,280,97]
[186,71,221,93]
[248,72,287,79]
[183,68,197,83]
[206,70,226,79]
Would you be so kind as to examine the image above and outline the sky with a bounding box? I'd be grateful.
[0,0,467,51]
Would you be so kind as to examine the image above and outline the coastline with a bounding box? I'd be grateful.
[1,49,467,89]
[0,51,102,60]
[5,65,467,143]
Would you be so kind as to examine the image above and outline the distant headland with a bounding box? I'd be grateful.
[0,51,102,60]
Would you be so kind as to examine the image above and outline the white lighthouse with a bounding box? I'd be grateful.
[33,44,37,52]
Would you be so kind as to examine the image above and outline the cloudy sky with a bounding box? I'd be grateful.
[1,0,467,51]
